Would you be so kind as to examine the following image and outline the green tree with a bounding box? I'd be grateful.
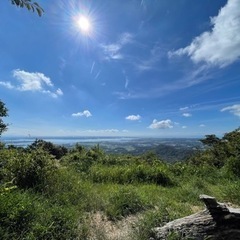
[200,134,220,147]
[28,139,68,159]
[10,0,44,16]
[193,128,240,168]
[0,100,8,136]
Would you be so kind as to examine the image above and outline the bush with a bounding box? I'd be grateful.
[0,190,34,239]
[225,156,240,177]
[61,152,96,173]
[0,148,58,191]
[27,139,68,159]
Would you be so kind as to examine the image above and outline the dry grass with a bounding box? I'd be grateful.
[87,212,140,240]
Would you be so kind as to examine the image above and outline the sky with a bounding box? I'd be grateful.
[0,0,240,138]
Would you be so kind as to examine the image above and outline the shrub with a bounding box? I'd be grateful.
[1,148,58,191]
[0,190,35,239]
[61,152,96,173]
[27,139,68,159]
[225,156,240,177]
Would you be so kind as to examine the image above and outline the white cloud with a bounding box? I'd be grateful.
[72,110,92,118]
[0,69,62,98]
[94,70,101,80]
[199,124,206,127]
[13,69,53,91]
[182,113,192,117]
[85,129,119,133]
[136,44,163,72]
[148,119,173,129]
[221,104,240,117]
[100,32,133,60]
[42,89,63,99]
[0,81,14,89]
[56,88,63,96]
[125,77,129,89]
[179,107,189,111]
[119,32,133,45]
[125,114,141,121]
[182,126,187,129]
[101,43,123,60]
[170,0,240,67]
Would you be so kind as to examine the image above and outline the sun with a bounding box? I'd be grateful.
[77,15,91,34]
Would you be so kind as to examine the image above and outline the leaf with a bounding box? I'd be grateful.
[14,0,20,6]
[36,7,42,17]
[26,3,31,10]
[33,2,40,7]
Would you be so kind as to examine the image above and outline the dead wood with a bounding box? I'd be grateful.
[151,195,240,240]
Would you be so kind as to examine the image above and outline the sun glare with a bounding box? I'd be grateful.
[72,9,101,42]
[77,15,91,34]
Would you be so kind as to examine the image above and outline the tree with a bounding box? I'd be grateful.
[28,139,68,159]
[200,134,220,147]
[0,100,8,136]
[10,0,44,16]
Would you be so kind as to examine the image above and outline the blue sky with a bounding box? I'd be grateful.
[0,0,240,137]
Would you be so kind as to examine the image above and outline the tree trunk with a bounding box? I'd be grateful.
[151,195,240,240]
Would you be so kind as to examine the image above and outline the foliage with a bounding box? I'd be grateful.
[61,144,106,173]
[89,162,173,186]
[10,0,44,16]
[189,127,240,168]
[0,148,58,191]
[0,100,8,136]
[0,190,35,239]
[200,134,220,147]
[28,139,68,159]
[0,128,240,238]
[225,155,240,177]
[0,190,79,239]
[62,149,95,173]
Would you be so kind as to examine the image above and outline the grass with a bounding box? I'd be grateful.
[0,139,240,239]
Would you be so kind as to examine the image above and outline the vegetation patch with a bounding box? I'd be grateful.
[0,128,240,239]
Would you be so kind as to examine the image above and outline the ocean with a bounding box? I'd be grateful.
[0,136,138,148]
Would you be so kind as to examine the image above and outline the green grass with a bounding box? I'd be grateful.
[89,162,173,186]
[0,138,240,239]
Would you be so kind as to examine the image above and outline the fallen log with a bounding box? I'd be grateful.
[151,195,240,240]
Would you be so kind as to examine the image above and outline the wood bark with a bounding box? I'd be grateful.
[151,195,240,240]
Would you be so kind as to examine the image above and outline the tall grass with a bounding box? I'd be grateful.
[89,162,173,186]
[1,138,240,239]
